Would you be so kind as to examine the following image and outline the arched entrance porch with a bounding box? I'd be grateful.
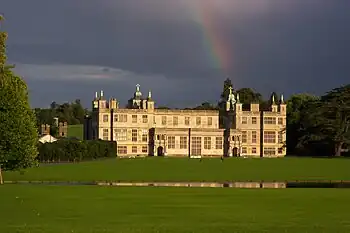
[157,146,164,156]
[233,147,239,157]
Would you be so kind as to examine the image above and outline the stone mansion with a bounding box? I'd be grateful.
[83,84,286,157]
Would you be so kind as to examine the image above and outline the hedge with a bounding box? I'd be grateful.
[37,139,117,162]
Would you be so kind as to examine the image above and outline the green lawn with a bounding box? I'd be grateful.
[4,157,350,182]
[67,124,83,139]
[0,185,349,233]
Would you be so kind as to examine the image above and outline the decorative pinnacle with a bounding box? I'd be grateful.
[272,95,275,104]
[228,86,233,95]
[136,84,140,92]
[280,94,284,103]
[148,90,152,99]
[100,90,104,98]
[95,92,98,99]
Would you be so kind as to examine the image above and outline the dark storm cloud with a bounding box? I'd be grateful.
[1,0,350,107]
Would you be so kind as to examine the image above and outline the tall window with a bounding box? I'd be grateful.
[278,147,284,154]
[142,115,148,123]
[162,116,167,125]
[132,146,137,153]
[278,131,283,143]
[252,117,257,124]
[142,130,148,142]
[132,115,137,123]
[264,117,276,124]
[191,137,202,155]
[132,129,138,142]
[114,114,118,122]
[173,116,178,126]
[242,147,247,154]
[196,117,201,126]
[207,117,212,126]
[117,146,127,154]
[215,137,223,149]
[278,118,283,125]
[252,131,257,144]
[252,147,257,154]
[168,136,175,149]
[204,137,211,150]
[142,146,148,153]
[118,114,127,122]
[185,117,190,126]
[264,131,276,143]
[242,131,247,143]
[103,114,109,122]
[242,117,248,124]
[103,129,109,140]
[114,129,127,141]
[180,136,187,149]
[264,147,275,156]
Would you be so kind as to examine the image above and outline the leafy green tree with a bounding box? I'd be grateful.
[286,93,319,155]
[156,106,170,109]
[34,99,89,127]
[0,16,38,183]
[219,78,233,102]
[236,88,263,105]
[193,102,218,110]
[217,78,234,127]
[305,86,350,156]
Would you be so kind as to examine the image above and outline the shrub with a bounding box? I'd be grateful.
[37,139,117,162]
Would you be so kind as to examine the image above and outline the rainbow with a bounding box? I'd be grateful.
[190,1,232,75]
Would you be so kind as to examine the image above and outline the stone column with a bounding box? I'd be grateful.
[228,144,233,157]
[163,136,167,156]
[154,144,158,156]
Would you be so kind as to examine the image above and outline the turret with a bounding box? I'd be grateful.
[271,94,278,112]
[109,98,118,110]
[129,84,143,108]
[98,90,107,109]
[235,93,242,113]
[279,94,286,114]
[147,90,155,111]
[225,87,236,111]
[92,92,99,110]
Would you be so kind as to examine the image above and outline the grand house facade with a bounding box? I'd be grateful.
[84,84,286,157]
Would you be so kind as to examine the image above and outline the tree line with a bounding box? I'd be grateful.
[34,99,89,126]
[38,139,117,163]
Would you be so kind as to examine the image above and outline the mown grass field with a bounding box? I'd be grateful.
[0,185,349,233]
[4,157,350,182]
[67,124,83,139]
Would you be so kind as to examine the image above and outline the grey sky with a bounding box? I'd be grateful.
[1,0,350,108]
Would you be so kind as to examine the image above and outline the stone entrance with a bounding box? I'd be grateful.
[157,146,164,156]
[233,147,239,157]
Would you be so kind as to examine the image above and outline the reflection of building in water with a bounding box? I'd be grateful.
[84,84,286,157]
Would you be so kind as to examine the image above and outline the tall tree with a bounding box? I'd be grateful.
[217,78,233,127]
[300,86,350,156]
[286,93,319,155]
[219,78,233,102]
[0,16,38,184]
[193,102,218,110]
[236,88,263,105]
